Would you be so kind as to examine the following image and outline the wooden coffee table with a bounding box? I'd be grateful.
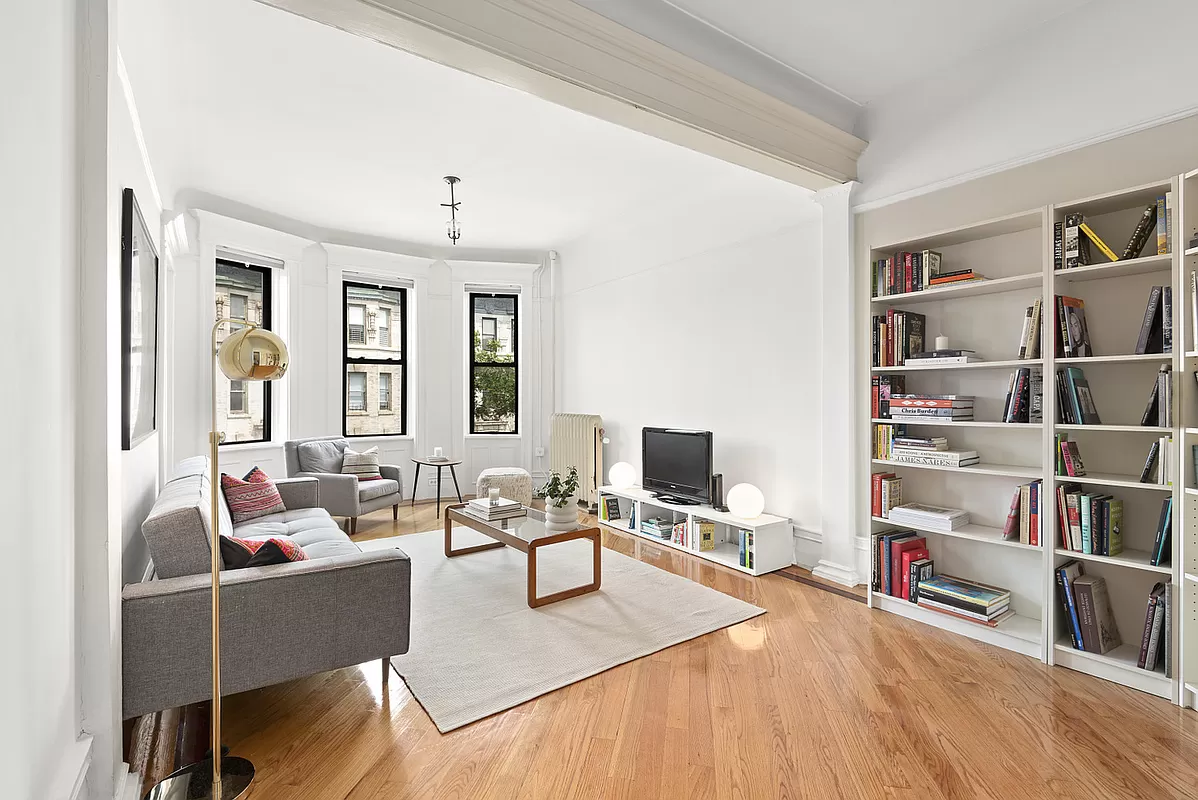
[444,503,602,608]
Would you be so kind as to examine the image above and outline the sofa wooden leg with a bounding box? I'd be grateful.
[393,503,399,521]
[382,657,390,686]
[350,517,358,535]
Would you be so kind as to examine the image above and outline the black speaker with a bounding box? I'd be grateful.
[710,473,728,512]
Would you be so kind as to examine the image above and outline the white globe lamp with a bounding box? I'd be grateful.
[609,461,637,490]
[727,483,765,519]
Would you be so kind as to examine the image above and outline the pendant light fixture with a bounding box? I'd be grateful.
[442,176,461,245]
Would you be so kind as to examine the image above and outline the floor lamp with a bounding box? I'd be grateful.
[146,319,288,800]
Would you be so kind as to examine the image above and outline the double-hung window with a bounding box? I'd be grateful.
[344,281,406,436]
[215,259,272,444]
[469,293,518,434]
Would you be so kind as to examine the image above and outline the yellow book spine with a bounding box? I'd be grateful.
[1079,222,1119,262]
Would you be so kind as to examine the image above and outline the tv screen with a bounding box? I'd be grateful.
[642,427,712,503]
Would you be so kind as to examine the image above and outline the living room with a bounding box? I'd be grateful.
[12,0,1198,798]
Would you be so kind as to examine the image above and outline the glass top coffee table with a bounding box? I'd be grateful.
[443,503,602,608]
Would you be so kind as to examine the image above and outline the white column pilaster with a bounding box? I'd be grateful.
[811,181,862,586]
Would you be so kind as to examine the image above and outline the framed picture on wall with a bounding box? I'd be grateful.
[121,187,159,450]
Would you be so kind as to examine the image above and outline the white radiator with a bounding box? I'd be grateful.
[549,413,604,507]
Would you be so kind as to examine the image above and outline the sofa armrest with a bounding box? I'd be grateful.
[122,547,411,719]
[380,464,403,500]
[274,476,319,509]
[295,471,359,516]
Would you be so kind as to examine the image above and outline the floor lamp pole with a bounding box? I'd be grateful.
[209,320,224,799]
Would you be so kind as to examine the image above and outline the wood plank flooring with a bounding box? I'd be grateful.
[193,501,1198,798]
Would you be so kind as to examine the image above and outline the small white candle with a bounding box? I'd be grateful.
[935,335,949,351]
[433,447,443,458]
[489,487,501,506]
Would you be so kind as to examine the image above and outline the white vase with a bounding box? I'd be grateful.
[544,500,578,532]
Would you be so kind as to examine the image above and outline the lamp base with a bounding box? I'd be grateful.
[142,757,254,800]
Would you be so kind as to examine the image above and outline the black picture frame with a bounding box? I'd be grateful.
[121,188,159,450]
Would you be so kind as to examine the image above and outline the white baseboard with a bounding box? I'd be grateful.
[812,559,861,587]
[791,527,821,569]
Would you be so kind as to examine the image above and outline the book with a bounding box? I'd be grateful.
[902,356,982,365]
[1019,483,1032,545]
[1030,480,1040,546]
[1140,373,1161,427]
[1122,203,1157,259]
[1064,368,1101,424]
[1107,498,1123,557]
[1001,487,1022,540]
[880,532,917,595]
[1192,272,1197,360]
[900,547,929,600]
[1157,194,1168,255]
[1056,561,1086,649]
[1079,493,1093,555]
[1053,221,1064,270]
[1137,583,1164,669]
[909,349,976,359]
[602,497,621,521]
[916,599,1015,628]
[1164,581,1173,677]
[917,574,1010,608]
[1065,491,1083,551]
[870,532,885,591]
[1135,286,1164,354]
[917,596,1009,622]
[1145,589,1165,670]
[909,558,934,604]
[1058,296,1091,357]
[922,250,942,287]
[886,504,969,531]
[1151,497,1172,566]
[1016,306,1033,359]
[1029,368,1044,423]
[890,537,927,596]
[1064,213,1090,269]
[1157,366,1173,427]
[1079,221,1118,262]
[1163,285,1173,353]
[1072,575,1121,655]
[697,520,714,551]
[1166,190,1174,253]
[1060,440,1086,477]
[889,396,975,409]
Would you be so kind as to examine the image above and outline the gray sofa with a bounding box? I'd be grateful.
[285,436,404,535]
[121,456,411,720]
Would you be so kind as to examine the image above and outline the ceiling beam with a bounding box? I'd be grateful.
[254,0,865,190]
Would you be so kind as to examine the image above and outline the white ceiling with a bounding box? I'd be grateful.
[582,0,1095,106]
[117,0,812,252]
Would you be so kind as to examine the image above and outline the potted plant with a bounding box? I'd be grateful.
[540,466,580,532]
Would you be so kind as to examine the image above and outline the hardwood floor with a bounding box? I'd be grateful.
[162,501,1198,799]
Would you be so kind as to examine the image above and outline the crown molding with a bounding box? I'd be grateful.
[255,0,864,189]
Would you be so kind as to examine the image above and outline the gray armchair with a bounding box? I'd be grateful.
[285,436,404,534]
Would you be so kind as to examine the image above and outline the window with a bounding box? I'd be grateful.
[378,308,390,348]
[215,259,272,444]
[379,372,392,411]
[481,316,497,343]
[229,380,246,414]
[344,281,406,436]
[347,304,366,344]
[469,293,518,434]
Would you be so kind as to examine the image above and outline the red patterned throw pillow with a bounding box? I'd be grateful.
[221,467,286,524]
[220,536,307,569]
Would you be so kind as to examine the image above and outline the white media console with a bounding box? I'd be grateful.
[596,485,792,576]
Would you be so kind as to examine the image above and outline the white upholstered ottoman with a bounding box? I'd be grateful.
[476,467,534,506]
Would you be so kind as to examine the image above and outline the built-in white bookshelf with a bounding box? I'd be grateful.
[864,177,1193,706]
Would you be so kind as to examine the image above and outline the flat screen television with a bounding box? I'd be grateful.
[642,427,713,505]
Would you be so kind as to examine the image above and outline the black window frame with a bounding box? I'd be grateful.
[469,292,519,435]
[343,280,408,437]
[216,258,273,446]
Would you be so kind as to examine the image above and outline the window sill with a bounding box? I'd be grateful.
[465,433,521,439]
[219,440,279,451]
[344,434,414,440]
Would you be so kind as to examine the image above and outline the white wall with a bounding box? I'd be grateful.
[166,209,551,505]
[557,197,823,563]
[1,2,87,797]
[114,54,163,586]
[855,0,1198,209]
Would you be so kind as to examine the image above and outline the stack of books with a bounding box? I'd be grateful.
[888,394,974,423]
[871,375,906,419]
[870,530,929,599]
[872,423,910,460]
[1053,198,1168,271]
[737,530,754,570]
[886,503,969,531]
[1054,485,1123,556]
[1054,295,1092,358]
[903,349,980,366]
[1139,436,1174,485]
[871,310,926,367]
[1056,561,1122,655]
[870,249,943,298]
[1134,286,1172,354]
[1000,367,1042,423]
[1014,298,1043,359]
[929,269,985,287]
[870,473,903,518]
[1056,367,1102,424]
[1150,497,1172,567]
[640,517,673,540]
[465,497,526,522]
[1139,365,1173,427]
[917,575,1014,627]
[889,439,979,468]
[1137,581,1171,674]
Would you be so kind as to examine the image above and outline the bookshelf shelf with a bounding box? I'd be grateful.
[872,358,1041,373]
[1053,547,1173,575]
[865,172,1187,701]
[871,418,1041,429]
[1052,472,1173,492]
[872,459,1041,479]
[870,516,1040,552]
[876,593,1041,657]
[1052,253,1171,283]
[870,272,1041,306]
[1055,424,1172,433]
[1053,640,1171,699]
[1054,353,1172,365]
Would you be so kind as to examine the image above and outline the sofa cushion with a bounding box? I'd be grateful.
[221,469,287,524]
[219,536,268,569]
[359,478,399,502]
[234,509,360,560]
[342,446,382,480]
[297,438,347,474]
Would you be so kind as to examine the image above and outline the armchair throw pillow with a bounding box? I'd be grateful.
[341,446,383,481]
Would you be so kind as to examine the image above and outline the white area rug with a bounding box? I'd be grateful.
[360,528,765,732]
